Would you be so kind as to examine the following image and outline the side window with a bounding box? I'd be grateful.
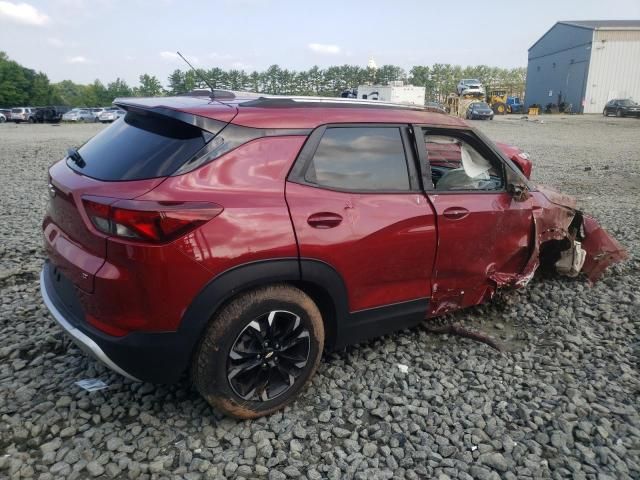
[304,127,411,191]
[425,134,503,192]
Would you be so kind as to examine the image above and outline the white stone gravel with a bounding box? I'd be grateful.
[0,116,639,480]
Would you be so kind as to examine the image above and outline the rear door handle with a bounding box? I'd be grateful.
[442,206,469,220]
[307,212,343,229]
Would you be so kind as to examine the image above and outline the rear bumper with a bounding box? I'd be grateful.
[40,265,140,381]
[40,262,192,383]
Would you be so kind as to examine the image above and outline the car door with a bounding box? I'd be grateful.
[416,127,535,316]
[286,124,438,316]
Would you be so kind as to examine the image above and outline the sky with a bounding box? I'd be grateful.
[1,0,640,87]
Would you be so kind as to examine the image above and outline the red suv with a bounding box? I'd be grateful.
[41,94,625,418]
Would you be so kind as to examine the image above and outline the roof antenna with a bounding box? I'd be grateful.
[176,51,216,100]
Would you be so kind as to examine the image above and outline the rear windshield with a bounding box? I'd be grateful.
[71,111,208,180]
[12,108,23,113]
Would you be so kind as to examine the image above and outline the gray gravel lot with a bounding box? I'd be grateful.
[1,116,639,480]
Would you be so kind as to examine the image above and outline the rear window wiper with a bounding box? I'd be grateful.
[67,147,86,168]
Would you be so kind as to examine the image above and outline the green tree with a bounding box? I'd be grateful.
[107,78,133,99]
[136,74,163,96]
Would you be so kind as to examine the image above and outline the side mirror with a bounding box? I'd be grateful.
[507,183,530,202]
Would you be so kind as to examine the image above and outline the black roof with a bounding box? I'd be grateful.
[559,20,640,30]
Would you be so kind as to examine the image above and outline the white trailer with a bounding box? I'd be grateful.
[356,83,425,106]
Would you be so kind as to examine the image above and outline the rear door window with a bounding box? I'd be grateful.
[71,111,209,180]
[304,127,411,191]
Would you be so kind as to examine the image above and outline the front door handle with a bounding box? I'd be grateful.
[307,212,343,229]
[442,206,469,220]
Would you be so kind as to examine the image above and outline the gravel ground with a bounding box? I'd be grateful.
[0,116,639,480]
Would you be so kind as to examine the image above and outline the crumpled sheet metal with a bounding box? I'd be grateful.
[580,215,628,283]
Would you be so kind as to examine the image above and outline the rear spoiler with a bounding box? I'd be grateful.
[113,97,236,135]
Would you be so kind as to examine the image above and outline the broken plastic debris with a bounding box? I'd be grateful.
[397,364,409,373]
[75,379,109,392]
[471,445,478,451]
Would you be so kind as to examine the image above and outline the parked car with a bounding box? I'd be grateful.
[10,107,36,123]
[90,108,107,121]
[457,79,485,96]
[466,102,494,120]
[98,108,126,123]
[40,94,626,418]
[0,112,5,123]
[0,108,11,119]
[34,106,72,123]
[603,98,640,117]
[62,108,97,122]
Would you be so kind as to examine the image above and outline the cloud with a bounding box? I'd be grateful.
[160,51,199,64]
[308,43,341,55]
[209,52,234,60]
[66,56,88,64]
[0,1,50,25]
[47,37,65,47]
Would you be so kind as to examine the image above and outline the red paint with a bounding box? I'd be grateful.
[286,182,437,311]
[427,192,534,316]
[495,142,533,179]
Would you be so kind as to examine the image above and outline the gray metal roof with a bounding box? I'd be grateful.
[559,20,640,30]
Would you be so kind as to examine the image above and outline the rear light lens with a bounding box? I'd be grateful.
[82,196,223,244]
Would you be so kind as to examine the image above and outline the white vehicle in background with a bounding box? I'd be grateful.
[90,108,107,121]
[10,107,36,123]
[0,112,6,123]
[98,108,126,123]
[457,79,485,96]
[354,82,426,106]
[62,108,97,122]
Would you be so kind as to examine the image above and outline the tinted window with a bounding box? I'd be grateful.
[305,127,410,191]
[71,111,208,180]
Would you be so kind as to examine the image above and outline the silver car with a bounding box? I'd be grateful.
[98,108,126,123]
[456,79,485,96]
[10,107,36,123]
[62,108,97,122]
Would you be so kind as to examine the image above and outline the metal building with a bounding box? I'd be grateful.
[525,20,640,113]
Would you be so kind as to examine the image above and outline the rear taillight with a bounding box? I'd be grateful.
[82,196,223,244]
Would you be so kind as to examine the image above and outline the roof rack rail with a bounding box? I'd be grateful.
[238,95,443,112]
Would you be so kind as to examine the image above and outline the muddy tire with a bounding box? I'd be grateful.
[192,284,324,419]
[493,102,507,115]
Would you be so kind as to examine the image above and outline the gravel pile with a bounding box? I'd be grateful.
[1,117,638,480]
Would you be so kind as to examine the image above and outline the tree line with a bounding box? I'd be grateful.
[0,51,526,108]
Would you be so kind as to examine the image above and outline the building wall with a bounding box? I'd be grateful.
[584,30,640,113]
[525,24,593,111]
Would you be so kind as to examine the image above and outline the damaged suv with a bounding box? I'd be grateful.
[41,94,627,418]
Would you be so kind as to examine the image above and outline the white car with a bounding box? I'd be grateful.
[457,79,485,96]
[98,108,126,123]
[62,108,97,122]
[10,107,36,123]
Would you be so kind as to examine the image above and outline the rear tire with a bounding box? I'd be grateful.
[192,285,324,419]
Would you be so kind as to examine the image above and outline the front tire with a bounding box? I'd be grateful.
[192,285,324,419]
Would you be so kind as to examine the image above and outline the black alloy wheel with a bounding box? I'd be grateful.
[227,309,310,401]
